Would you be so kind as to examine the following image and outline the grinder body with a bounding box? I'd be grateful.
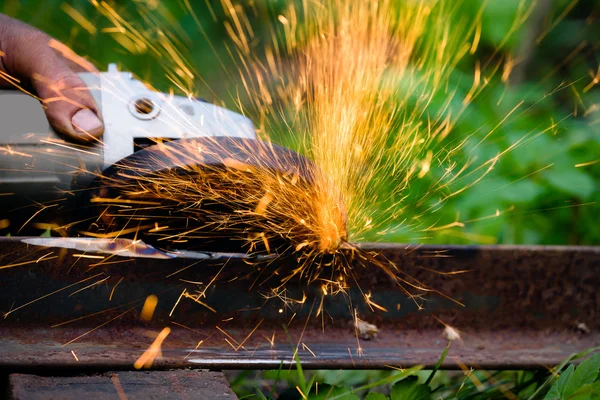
[0,65,256,235]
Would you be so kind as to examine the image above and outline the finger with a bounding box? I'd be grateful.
[31,46,103,143]
[35,60,104,143]
[49,38,97,74]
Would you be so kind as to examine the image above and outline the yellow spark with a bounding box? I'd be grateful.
[68,276,110,297]
[464,60,481,105]
[184,340,205,360]
[583,103,598,118]
[296,386,308,400]
[455,358,482,392]
[254,193,274,216]
[52,304,129,328]
[39,139,100,156]
[418,150,433,178]
[0,146,33,158]
[72,254,105,259]
[62,308,134,346]
[266,332,276,347]
[111,374,128,400]
[182,290,217,313]
[575,159,600,168]
[134,327,171,369]
[216,326,244,350]
[61,3,97,35]
[18,203,58,234]
[470,21,481,54]
[502,54,516,83]
[149,222,169,232]
[78,225,154,238]
[4,0,555,323]
[363,292,388,312]
[301,343,316,357]
[222,157,254,172]
[493,164,555,192]
[233,319,263,351]
[583,66,600,93]
[31,223,60,232]
[0,70,39,98]
[109,277,125,301]
[0,256,58,271]
[140,294,159,322]
[91,258,134,268]
[424,221,465,232]
[90,198,161,205]
[536,0,579,44]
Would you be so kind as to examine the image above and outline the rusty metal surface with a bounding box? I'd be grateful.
[8,371,237,399]
[0,237,598,370]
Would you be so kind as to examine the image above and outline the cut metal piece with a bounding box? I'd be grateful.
[21,238,273,260]
[0,237,598,370]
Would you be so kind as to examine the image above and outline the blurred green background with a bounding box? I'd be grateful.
[1,0,598,245]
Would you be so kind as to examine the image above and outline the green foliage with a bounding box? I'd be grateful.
[230,349,600,399]
[543,168,596,199]
[378,0,599,246]
[545,354,600,400]
[389,377,432,400]
[3,0,598,246]
[365,394,388,400]
[310,385,360,400]
[546,365,576,400]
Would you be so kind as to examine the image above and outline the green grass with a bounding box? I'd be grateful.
[230,347,600,399]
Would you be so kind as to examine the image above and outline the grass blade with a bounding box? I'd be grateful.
[426,342,450,386]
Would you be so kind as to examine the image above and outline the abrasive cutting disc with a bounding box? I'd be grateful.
[80,136,342,256]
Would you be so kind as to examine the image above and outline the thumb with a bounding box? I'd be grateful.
[30,51,104,143]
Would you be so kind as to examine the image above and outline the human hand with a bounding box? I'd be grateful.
[0,14,103,143]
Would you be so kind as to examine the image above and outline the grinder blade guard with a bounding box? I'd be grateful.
[86,136,320,254]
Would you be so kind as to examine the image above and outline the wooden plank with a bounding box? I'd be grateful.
[8,370,238,400]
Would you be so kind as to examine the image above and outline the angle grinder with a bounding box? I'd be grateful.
[0,65,330,255]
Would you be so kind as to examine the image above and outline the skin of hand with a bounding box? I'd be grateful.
[0,14,103,143]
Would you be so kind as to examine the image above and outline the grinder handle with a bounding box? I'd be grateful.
[0,73,104,213]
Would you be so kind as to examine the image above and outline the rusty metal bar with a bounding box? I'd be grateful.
[0,237,598,370]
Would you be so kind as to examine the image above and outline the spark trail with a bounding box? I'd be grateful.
[0,0,595,320]
[220,0,531,246]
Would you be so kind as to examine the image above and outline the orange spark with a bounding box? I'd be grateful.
[140,294,159,322]
[134,327,171,369]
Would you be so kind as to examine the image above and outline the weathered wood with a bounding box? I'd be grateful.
[8,370,238,400]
